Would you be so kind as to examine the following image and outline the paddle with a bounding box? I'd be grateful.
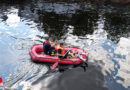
[50,49,71,70]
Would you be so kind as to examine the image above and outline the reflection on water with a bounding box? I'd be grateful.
[0,6,48,89]
[0,0,130,90]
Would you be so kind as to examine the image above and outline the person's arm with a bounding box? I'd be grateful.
[50,40,57,47]
[54,40,57,45]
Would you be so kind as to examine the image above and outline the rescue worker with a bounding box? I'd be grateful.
[49,40,57,56]
[43,37,51,55]
[57,42,67,59]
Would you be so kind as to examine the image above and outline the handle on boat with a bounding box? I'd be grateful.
[50,49,71,70]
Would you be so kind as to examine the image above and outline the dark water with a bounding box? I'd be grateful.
[0,0,130,90]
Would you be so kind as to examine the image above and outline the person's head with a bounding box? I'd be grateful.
[70,49,73,53]
[51,43,55,47]
[60,42,64,47]
[45,37,50,41]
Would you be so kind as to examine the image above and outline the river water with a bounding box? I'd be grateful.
[0,0,130,90]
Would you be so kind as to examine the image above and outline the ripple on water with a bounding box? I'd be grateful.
[0,7,49,89]
[0,1,130,90]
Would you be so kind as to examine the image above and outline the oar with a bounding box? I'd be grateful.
[50,49,71,70]
[50,61,59,70]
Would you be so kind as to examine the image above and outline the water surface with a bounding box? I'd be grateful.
[0,0,130,90]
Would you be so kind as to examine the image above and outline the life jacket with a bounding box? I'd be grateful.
[49,47,55,56]
[57,45,65,55]
[44,40,50,44]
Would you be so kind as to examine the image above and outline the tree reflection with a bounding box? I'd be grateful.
[0,0,130,42]
[37,2,99,39]
[104,5,130,43]
[71,10,99,36]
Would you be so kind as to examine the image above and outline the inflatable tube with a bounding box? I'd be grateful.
[29,44,87,65]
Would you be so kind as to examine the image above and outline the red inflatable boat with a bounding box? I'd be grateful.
[29,44,87,65]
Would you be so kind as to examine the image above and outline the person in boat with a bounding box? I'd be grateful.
[57,41,77,59]
[43,37,57,56]
[57,41,68,59]
[43,37,51,55]
[67,49,76,58]
[49,40,57,56]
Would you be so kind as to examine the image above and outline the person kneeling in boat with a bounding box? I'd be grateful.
[57,42,68,59]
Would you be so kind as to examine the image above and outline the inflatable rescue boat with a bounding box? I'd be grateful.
[29,44,87,65]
